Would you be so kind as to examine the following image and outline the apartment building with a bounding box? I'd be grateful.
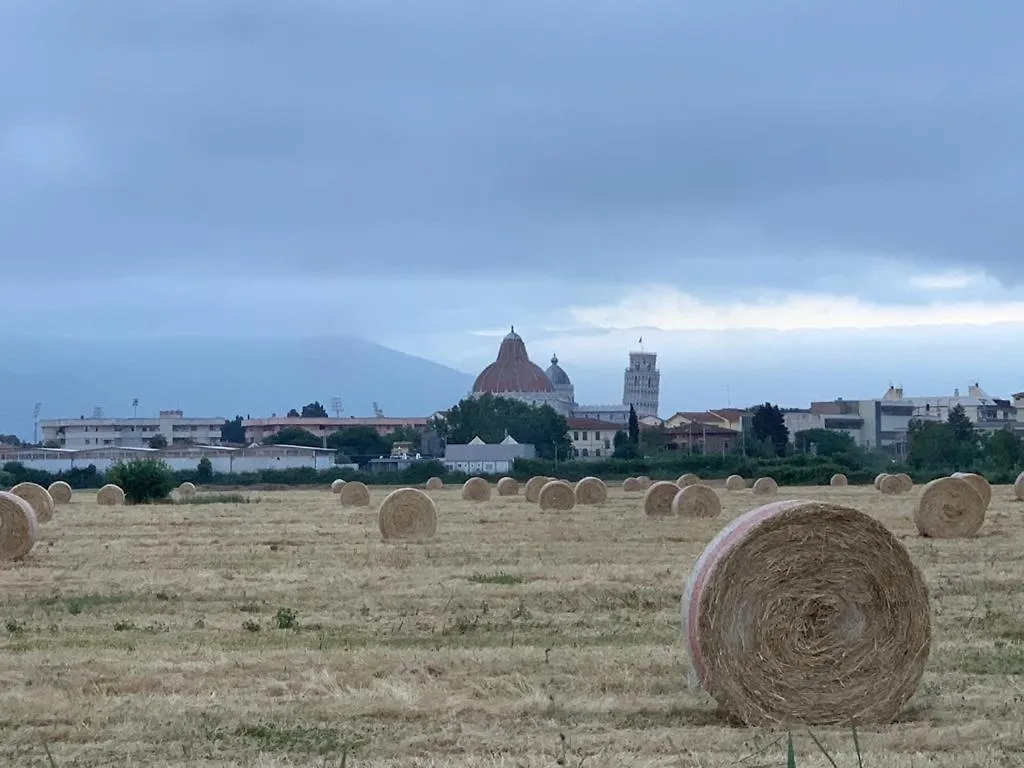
[40,410,224,449]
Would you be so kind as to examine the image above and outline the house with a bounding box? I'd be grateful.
[662,423,740,455]
[442,435,536,474]
[40,410,225,449]
[242,416,429,443]
[566,418,620,460]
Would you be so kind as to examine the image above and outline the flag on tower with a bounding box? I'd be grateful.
[638,336,643,344]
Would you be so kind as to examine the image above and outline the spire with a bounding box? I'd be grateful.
[551,353,558,365]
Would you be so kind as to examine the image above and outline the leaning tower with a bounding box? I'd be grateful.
[622,349,660,418]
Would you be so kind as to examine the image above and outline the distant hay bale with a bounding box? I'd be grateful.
[829,473,848,487]
[96,484,125,506]
[951,472,992,509]
[676,473,700,488]
[894,473,914,493]
[725,474,745,491]
[10,482,55,523]
[0,491,38,562]
[874,473,888,490]
[1015,471,1024,501]
[752,477,778,496]
[425,477,443,491]
[338,481,371,507]
[574,476,608,505]
[378,488,438,542]
[496,477,519,496]
[622,477,642,492]
[538,480,575,511]
[461,477,491,502]
[524,476,551,503]
[682,498,932,725]
[915,476,985,538]
[178,481,197,498]
[644,481,680,517]
[637,475,653,489]
[330,479,346,493]
[672,484,722,518]
[878,474,903,495]
[47,480,73,505]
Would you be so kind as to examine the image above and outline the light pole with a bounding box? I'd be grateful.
[33,402,42,445]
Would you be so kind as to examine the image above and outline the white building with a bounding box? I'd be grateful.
[622,349,660,418]
[442,435,536,474]
[40,410,224,449]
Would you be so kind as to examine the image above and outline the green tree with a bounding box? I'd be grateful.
[612,429,639,459]
[431,394,571,460]
[220,416,246,444]
[263,426,322,447]
[196,456,213,482]
[386,425,424,448]
[301,401,329,418]
[640,424,668,455]
[627,406,639,446]
[907,420,960,469]
[750,403,789,457]
[983,427,1022,470]
[326,426,390,458]
[286,408,300,417]
[0,434,22,446]
[793,428,856,457]
[947,404,975,443]
[106,459,175,504]
[147,434,168,450]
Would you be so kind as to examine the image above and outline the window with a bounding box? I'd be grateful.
[573,431,579,440]
[604,439,611,449]
[595,449,601,457]
[582,432,588,440]
[594,431,601,439]
[581,448,589,457]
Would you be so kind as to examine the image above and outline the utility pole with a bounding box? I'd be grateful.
[32,402,42,445]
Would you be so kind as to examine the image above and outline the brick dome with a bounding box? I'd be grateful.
[473,328,554,394]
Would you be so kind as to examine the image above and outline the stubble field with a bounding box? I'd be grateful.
[1,482,1023,767]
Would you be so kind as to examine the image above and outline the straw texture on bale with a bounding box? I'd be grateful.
[47,480,73,505]
[574,476,607,505]
[622,477,642,492]
[671,484,721,518]
[676,473,700,488]
[878,474,904,495]
[894,473,914,493]
[496,477,519,496]
[682,499,932,725]
[424,477,443,491]
[644,481,680,517]
[637,476,653,490]
[538,480,576,511]
[914,476,985,538]
[725,474,745,491]
[338,481,371,507]
[524,476,551,503]
[461,477,491,502]
[10,482,55,523]
[330,479,346,493]
[96,484,125,506]
[377,488,438,541]
[829,473,848,487]
[0,491,38,562]
[1016,470,1024,502]
[752,477,778,496]
[951,472,992,509]
[178,481,197,498]
[874,473,888,490]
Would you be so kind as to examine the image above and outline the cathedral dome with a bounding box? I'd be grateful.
[473,328,554,394]
[545,354,573,388]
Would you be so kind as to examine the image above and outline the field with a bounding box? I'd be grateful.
[1,482,1023,767]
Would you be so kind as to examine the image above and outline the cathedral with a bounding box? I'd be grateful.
[471,327,661,424]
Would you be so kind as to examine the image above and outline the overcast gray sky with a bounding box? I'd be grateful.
[3,1,1023,411]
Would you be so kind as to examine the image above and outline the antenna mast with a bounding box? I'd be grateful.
[32,402,42,444]
[329,397,343,418]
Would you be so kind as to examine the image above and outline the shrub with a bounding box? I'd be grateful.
[106,459,176,504]
[196,456,213,482]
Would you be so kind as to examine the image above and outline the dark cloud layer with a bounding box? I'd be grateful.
[2,1,1022,282]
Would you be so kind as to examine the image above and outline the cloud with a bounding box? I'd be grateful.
[908,271,982,291]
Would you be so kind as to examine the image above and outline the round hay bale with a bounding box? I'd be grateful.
[496,477,519,496]
[637,475,653,490]
[330,479,346,494]
[338,481,371,507]
[10,482,55,524]
[96,484,125,506]
[725,474,745,491]
[672,484,721,518]
[829,473,848,487]
[682,498,932,725]
[951,472,991,510]
[461,477,491,502]
[676,473,701,488]
[574,476,607,505]
[622,477,642,492]
[644,481,680,517]
[47,480,73,505]
[894,473,913,493]
[538,480,575,511]
[0,491,38,562]
[915,476,985,538]
[378,488,438,541]
[874,473,888,490]
[752,477,777,496]
[878,474,903,495]
[1015,470,1024,501]
[524,476,550,503]
[178,481,197,498]
[425,477,443,491]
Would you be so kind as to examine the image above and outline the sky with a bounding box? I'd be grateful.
[3,0,1024,417]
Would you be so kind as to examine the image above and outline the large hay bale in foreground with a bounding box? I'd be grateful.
[951,472,991,509]
[682,498,932,725]
[829,473,848,487]
[10,482,55,523]
[676,473,700,488]
[752,477,777,496]
[725,474,745,491]
[0,491,38,562]
[672,484,721,518]
[622,477,642,492]
[524,476,551,503]
[330,479,346,494]
[178,481,197,498]
[339,481,371,507]
[461,477,491,502]
[496,477,519,496]
[574,476,607,505]
[878,474,903,495]
[378,488,437,541]
[894,473,914,493]
[644,481,679,517]
[1016,471,1024,501]
[47,480,73,505]
[538,480,575,511]
[425,477,443,491]
[915,476,985,538]
[96,484,125,506]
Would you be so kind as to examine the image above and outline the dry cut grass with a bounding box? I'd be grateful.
[1,484,1024,766]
